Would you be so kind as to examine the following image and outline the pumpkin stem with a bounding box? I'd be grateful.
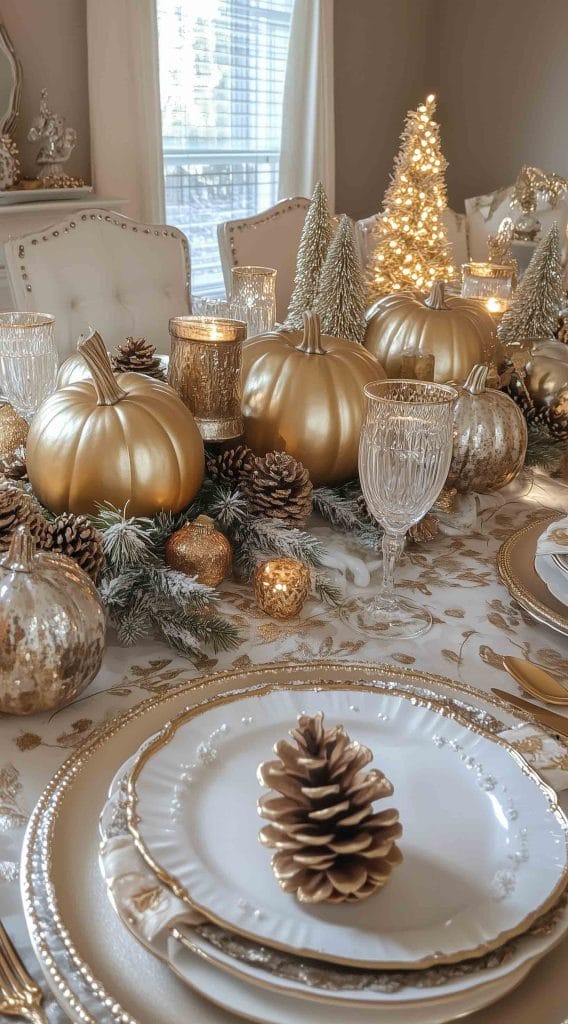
[77,331,127,406]
[298,312,327,355]
[463,363,489,395]
[424,281,448,310]
[3,524,35,572]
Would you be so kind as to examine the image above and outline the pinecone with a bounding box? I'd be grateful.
[244,452,313,526]
[0,482,46,551]
[111,336,166,380]
[206,443,255,485]
[557,314,568,344]
[408,513,439,544]
[0,445,28,482]
[258,712,402,904]
[41,513,105,582]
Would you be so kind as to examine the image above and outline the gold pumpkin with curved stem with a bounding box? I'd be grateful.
[56,351,94,389]
[447,364,527,493]
[241,312,386,485]
[364,281,499,384]
[27,331,204,516]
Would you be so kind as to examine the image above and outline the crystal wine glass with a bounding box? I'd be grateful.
[341,379,457,639]
[0,313,58,421]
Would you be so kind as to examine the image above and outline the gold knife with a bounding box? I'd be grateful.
[491,688,568,737]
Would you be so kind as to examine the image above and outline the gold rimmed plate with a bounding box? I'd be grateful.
[126,682,568,972]
[497,514,568,637]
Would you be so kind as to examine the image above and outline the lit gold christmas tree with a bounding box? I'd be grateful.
[367,95,454,302]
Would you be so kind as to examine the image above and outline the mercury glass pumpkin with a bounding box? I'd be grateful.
[241,311,385,485]
[0,526,106,714]
[364,281,499,384]
[520,339,568,439]
[27,331,204,516]
[447,364,527,493]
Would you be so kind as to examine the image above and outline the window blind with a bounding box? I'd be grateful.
[157,0,294,298]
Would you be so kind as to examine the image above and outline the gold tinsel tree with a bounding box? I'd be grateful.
[498,223,563,345]
[284,181,333,330]
[367,95,454,302]
[314,215,367,343]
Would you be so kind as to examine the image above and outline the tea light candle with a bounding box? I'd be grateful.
[461,261,513,323]
[253,557,311,619]
[399,351,435,381]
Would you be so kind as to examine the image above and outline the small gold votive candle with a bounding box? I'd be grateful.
[399,350,435,381]
[168,316,247,441]
[461,262,513,321]
[253,557,311,619]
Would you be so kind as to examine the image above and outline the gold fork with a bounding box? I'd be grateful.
[0,920,48,1023]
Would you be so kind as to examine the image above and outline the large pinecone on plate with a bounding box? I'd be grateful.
[258,712,402,904]
[0,482,46,551]
[41,512,105,583]
[111,336,167,381]
[0,445,28,483]
[206,443,255,485]
[244,451,313,526]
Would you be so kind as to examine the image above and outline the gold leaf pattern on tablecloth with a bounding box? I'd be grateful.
[0,764,28,832]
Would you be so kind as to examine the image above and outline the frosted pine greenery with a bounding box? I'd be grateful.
[314,215,367,343]
[284,181,333,330]
[498,224,563,345]
[367,95,454,303]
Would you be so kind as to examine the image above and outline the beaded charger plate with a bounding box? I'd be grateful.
[497,514,568,637]
[20,662,568,1024]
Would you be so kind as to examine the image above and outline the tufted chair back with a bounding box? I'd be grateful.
[4,209,191,361]
[217,197,310,323]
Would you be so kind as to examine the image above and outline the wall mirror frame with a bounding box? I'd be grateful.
[0,24,22,137]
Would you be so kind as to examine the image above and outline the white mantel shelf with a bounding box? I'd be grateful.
[0,196,128,310]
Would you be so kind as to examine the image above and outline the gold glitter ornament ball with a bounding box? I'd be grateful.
[253,557,310,619]
[0,402,28,458]
[0,526,106,715]
[164,515,232,586]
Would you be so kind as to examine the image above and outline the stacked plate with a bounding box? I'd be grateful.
[498,513,568,636]
[92,677,568,1024]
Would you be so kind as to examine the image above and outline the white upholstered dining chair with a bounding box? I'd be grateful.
[217,197,310,322]
[4,209,191,360]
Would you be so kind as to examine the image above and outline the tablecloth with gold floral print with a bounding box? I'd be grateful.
[1,469,568,1024]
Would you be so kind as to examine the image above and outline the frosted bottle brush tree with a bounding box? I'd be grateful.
[367,94,454,302]
[314,215,367,344]
[284,181,333,330]
[498,223,563,345]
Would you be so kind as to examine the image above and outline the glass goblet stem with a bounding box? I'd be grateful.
[380,531,405,604]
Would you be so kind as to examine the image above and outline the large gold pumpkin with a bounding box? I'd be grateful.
[447,364,527,493]
[364,281,498,384]
[242,312,385,485]
[27,332,204,516]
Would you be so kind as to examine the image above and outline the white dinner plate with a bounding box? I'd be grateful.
[536,553,568,607]
[128,684,568,970]
[100,743,568,1017]
[21,661,568,1024]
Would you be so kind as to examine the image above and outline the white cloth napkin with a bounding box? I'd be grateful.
[535,515,568,605]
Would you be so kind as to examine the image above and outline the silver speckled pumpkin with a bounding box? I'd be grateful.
[447,364,527,493]
[0,527,106,714]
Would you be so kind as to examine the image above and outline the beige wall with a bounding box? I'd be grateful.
[334,0,437,220]
[436,0,568,210]
[0,0,90,181]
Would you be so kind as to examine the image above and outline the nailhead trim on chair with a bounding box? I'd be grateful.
[227,199,309,267]
[16,210,190,296]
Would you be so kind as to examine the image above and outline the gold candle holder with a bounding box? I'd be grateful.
[399,350,435,381]
[461,262,514,322]
[253,557,311,619]
[168,316,247,442]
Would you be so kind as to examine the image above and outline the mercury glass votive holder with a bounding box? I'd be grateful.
[230,266,277,338]
[168,316,247,441]
[253,557,311,620]
[461,262,514,320]
[0,312,58,421]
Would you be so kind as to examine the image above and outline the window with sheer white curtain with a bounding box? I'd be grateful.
[156,0,293,298]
